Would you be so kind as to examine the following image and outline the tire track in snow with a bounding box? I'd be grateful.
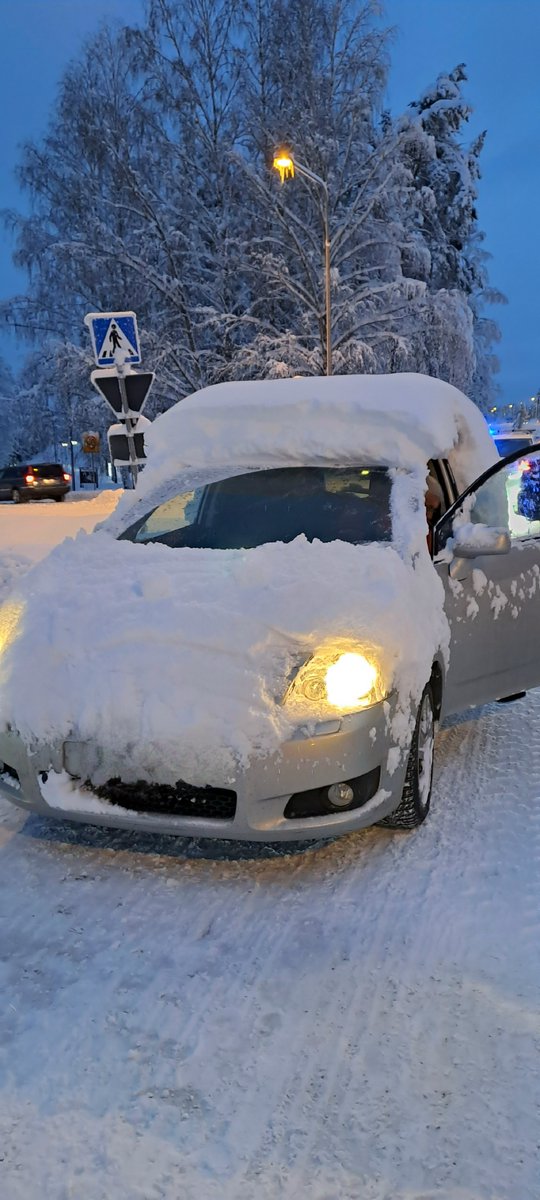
[2,692,540,1198]
[234,698,540,1198]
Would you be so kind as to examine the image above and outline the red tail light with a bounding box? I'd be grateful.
[63,472,71,481]
[25,474,34,484]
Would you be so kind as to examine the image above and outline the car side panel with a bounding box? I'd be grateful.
[436,539,540,716]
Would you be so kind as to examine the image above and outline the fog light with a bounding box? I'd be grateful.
[327,782,354,808]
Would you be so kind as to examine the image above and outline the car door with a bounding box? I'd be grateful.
[433,443,540,716]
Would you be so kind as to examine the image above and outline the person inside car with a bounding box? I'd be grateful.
[425,474,444,554]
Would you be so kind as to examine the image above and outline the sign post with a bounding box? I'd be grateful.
[84,311,153,488]
[117,361,139,486]
[108,417,150,467]
[81,431,100,488]
[89,370,154,419]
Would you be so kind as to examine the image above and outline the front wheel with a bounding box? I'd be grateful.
[379,684,435,830]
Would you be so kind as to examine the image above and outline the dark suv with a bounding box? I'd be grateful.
[0,463,71,503]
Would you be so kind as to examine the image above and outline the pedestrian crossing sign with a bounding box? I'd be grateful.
[84,310,141,367]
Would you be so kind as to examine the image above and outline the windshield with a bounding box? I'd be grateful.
[495,436,533,458]
[120,467,393,550]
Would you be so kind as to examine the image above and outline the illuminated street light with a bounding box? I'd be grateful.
[272,148,332,376]
[273,154,295,182]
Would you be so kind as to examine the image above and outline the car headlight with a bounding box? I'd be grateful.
[285,648,384,712]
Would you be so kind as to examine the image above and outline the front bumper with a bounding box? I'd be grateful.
[0,702,407,841]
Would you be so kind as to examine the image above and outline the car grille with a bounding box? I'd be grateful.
[94,777,237,821]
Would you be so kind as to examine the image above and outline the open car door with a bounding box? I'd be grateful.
[433,442,540,717]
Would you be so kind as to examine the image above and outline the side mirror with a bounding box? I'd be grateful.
[452,524,511,559]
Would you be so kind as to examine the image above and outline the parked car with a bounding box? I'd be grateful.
[1,373,540,842]
[0,463,71,504]
[494,431,536,459]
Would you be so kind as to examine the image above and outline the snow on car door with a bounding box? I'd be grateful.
[434,444,540,716]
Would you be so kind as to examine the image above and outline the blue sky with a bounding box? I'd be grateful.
[0,0,538,404]
[384,0,540,405]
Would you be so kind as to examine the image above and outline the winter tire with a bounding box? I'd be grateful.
[11,489,22,504]
[378,683,435,830]
[54,494,65,502]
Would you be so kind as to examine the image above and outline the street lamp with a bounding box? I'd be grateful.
[272,150,332,376]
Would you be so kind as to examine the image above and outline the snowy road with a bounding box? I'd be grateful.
[0,502,539,1199]
[0,491,120,601]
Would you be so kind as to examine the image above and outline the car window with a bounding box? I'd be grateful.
[30,464,64,479]
[437,447,540,549]
[120,467,393,550]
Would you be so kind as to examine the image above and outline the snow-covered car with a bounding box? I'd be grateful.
[2,373,540,842]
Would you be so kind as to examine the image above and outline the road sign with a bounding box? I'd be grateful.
[84,311,141,367]
[108,419,148,467]
[80,468,98,487]
[82,431,100,454]
[108,431,146,466]
[90,369,154,419]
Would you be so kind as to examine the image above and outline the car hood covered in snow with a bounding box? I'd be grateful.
[0,521,447,788]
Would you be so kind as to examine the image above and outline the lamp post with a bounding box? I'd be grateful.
[70,439,78,489]
[273,151,332,376]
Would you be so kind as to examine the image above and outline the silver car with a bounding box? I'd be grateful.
[1,377,540,841]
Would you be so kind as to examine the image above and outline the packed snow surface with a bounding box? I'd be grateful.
[0,489,120,601]
[1,690,540,1200]
[1,477,539,1200]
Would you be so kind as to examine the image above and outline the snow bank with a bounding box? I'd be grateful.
[107,374,496,536]
[0,489,123,602]
[0,551,33,604]
[0,521,446,788]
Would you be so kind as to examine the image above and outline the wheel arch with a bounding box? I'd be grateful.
[429,657,444,720]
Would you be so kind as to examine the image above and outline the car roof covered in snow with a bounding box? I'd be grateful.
[108,373,497,530]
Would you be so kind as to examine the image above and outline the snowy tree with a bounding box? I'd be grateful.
[228,0,430,376]
[397,65,504,406]
[0,5,502,417]
[0,357,16,465]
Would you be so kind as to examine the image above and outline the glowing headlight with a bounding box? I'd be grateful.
[286,649,383,712]
[325,653,377,709]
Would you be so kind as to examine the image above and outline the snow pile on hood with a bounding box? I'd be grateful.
[108,373,496,536]
[0,524,447,788]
